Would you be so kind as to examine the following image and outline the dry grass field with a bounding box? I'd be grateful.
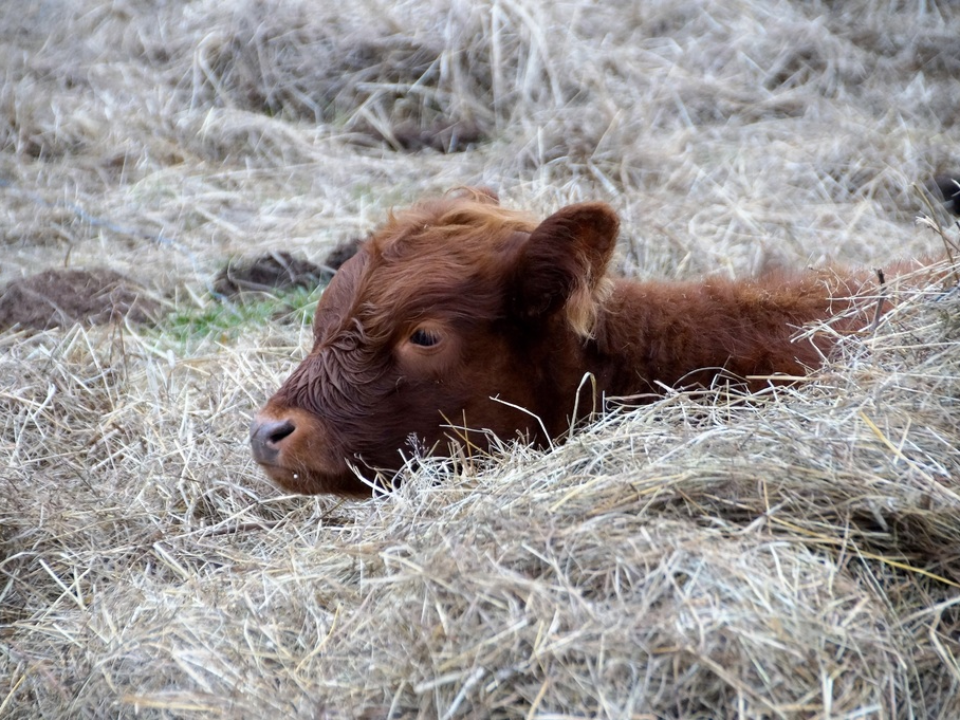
[2,0,960,717]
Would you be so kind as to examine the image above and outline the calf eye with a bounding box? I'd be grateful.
[410,328,440,347]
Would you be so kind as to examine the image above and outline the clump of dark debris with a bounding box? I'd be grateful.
[213,252,326,297]
[323,237,364,272]
[0,242,368,334]
[0,268,161,332]
[932,175,960,216]
[213,242,364,298]
[361,120,485,153]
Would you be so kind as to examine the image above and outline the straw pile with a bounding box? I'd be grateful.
[2,0,959,717]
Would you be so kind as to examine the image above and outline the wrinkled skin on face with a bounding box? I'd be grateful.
[250,191,619,494]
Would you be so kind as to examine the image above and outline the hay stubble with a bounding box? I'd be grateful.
[2,0,960,717]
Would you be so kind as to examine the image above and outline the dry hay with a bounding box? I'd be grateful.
[2,0,960,718]
[3,261,959,718]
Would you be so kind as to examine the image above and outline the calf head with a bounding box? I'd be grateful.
[251,190,619,494]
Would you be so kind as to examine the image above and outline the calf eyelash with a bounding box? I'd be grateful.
[410,328,440,347]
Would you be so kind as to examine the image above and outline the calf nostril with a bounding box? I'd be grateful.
[265,420,295,445]
[250,418,297,465]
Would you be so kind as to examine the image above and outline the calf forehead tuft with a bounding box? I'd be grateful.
[371,196,537,261]
[311,197,539,348]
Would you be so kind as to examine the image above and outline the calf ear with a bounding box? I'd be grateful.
[510,202,619,335]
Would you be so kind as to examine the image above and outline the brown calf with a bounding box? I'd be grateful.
[251,189,882,495]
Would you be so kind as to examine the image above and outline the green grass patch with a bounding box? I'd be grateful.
[158,284,326,350]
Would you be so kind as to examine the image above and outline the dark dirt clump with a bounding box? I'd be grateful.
[932,176,960,216]
[0,268,161,332]
[323,238,364,272]
[213,244,365,299]
[358,119,486,153]
[213,252,327,297]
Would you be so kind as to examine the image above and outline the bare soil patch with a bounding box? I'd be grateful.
[212,242,363,298]
[213,252,327,297]
[0,267,160,332]
[322,237,365,272]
